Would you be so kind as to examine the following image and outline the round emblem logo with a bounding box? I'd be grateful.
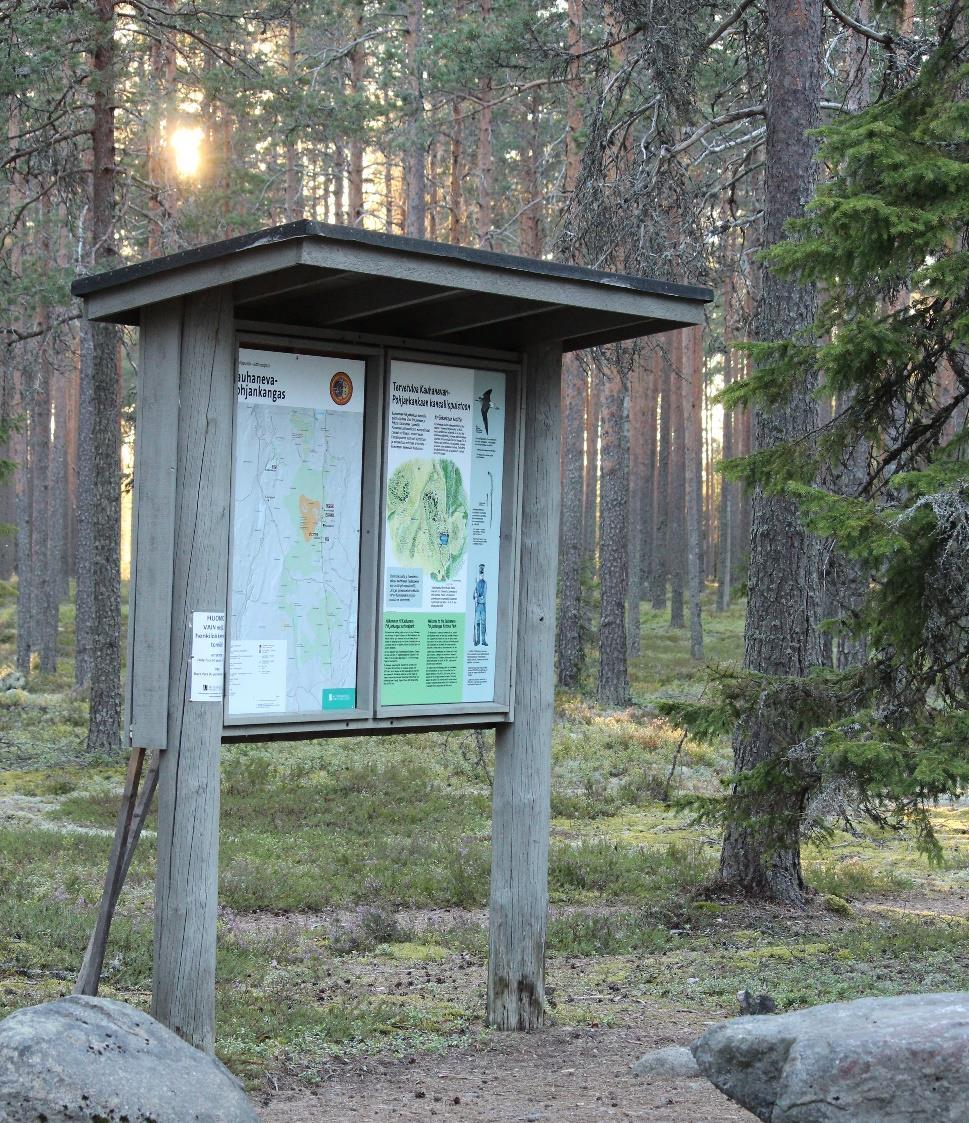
[329,371,353,406]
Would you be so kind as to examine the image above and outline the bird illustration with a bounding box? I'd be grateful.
[478,388,494,434]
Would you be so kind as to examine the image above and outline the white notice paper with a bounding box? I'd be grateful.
[190,612,225,702]
[228,640,287,714]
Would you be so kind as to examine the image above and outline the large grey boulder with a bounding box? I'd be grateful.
[691,991,969,1122]
[0,995,258,1123]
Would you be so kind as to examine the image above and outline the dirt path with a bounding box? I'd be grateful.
[258,1017,754,1123]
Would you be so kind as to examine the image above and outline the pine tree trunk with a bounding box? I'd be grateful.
[597,351,630,706]
[557,354,585,687]
[650,352,670,610]
[668,337,686,630]
[564,0,583,195]
[75,322,95,687]
[0,354,15,580]
[403,0,426,238]
[476,0,494,248]
[348,0,365,224]
[683,327,704,659]
[449,94,464,242]
[626,352,646,658]
[86,0,122,755]
[719,0,823,907]
[285,12,301,221]
[30,318,55,673]
[718,255,736,612]
[640,347,659,599]
[15,405,31,675]
[582,368,599,565]
[519,89,542,256]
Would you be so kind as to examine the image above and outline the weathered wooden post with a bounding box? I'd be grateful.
[488,342,561,1030]
[71,221,710,1051]
[151,289,234,1051]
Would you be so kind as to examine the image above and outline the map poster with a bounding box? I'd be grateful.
[226,347,366,718]
[380,360,506,707]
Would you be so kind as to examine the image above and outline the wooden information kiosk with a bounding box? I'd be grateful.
[71,221,711,1050]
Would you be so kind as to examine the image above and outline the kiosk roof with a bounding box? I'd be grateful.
[72,220,712,353]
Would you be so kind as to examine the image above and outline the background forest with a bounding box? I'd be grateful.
[1,0,969,1116]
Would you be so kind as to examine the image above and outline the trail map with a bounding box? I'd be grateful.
[227,348,366,717]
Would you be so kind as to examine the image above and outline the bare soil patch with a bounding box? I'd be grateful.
[258,1016,754,1122]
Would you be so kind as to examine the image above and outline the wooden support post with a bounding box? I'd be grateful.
[152,288,234,1053]
[487,340,562,1031]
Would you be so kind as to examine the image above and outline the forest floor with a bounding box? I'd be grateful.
[2,582,969,1120]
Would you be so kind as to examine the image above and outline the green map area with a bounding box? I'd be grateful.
[386,457,469,581]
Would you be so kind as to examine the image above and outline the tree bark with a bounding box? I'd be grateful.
[668,336,686,630]
[403,0,426,238]
[348,0,366,225]
[641,346,659,600]
[718,251,736,612]
[582,367,599,565]
[476,0,494,248]
[75,321,95,687]
[683,326,704,660]
[597,350,630,706]
[650,351,671,610]
[285,11,301,221]
[626,351,646,657]
[87,0,122,755]
[30,298,55,672]
[519,88,542,256]
[719,0,823,907]
[557,353,585,687]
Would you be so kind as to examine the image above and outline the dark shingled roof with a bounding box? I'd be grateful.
[73,220,712,352]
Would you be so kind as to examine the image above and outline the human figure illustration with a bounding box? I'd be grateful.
[473,563,488,646]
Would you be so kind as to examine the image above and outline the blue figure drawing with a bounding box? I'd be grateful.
[473,564,487,646]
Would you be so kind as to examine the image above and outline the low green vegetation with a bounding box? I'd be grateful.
[2,582,968,1088]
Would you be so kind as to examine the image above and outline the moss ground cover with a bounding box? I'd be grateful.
[2,579,968,1087]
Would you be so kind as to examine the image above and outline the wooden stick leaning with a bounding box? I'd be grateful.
[74,747,161,996]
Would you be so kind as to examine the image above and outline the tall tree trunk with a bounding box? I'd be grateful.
[564,0,583,196]
[333,143,346,225]
[668,337,686,629]
[683,326,704,659]
[403,0,426,238]
[476,0,494,248]
[147,0,176,254]
[0,355,14,581]
[719,0,823,907]
[829,1,872,671]
[626,351,646,657]
[718,248,736,611]
[75,322,95,686]
[650,352,670,610]
[285,10,301,221]
[449,95,464,242]
[348,0,365,225]
[30,297,55,673]
[519,88,542,256]
[86,0,122,755]
[640,346,659,599]
[597,350,630,706]
[557,354,586,687]
[582,368,599,564]
[14,402,30,675]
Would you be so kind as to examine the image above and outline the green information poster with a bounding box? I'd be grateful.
[380,360,506,706]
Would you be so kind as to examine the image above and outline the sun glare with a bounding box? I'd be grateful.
[170,125,204,178]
